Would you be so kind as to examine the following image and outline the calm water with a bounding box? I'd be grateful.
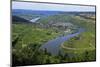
[40,28,84,55]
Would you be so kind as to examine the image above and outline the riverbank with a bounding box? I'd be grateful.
[61,32,95,54]
[40,28,84,55]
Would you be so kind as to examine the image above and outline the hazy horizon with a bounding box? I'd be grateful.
[13,9,95,12]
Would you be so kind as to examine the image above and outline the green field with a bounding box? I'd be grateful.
[61,32,95,53]
[12,23,61,48]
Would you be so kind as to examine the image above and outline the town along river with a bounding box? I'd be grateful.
[40,28,84,55]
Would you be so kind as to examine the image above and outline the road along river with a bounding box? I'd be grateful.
[40,28,84,55]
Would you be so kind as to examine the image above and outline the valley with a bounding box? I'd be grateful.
[12,9,96,66]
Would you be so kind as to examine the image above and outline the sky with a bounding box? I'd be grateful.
[12,1,95,12]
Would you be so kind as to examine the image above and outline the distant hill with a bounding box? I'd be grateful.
[12,15,31,24]
[12,9,95,17]
[12,9,95,24]
[12,9,61,16]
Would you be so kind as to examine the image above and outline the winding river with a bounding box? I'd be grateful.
[40,28,84,55]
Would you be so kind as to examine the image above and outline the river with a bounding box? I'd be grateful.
[40,28,84,55]
[30,17,40,23]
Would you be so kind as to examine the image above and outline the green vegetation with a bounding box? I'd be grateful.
[13,42,61,66]
[62,32,95,53]
[61,15,96,62]
[12,23,61,48]
[12,23,63,66]
[12,13,96,66]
